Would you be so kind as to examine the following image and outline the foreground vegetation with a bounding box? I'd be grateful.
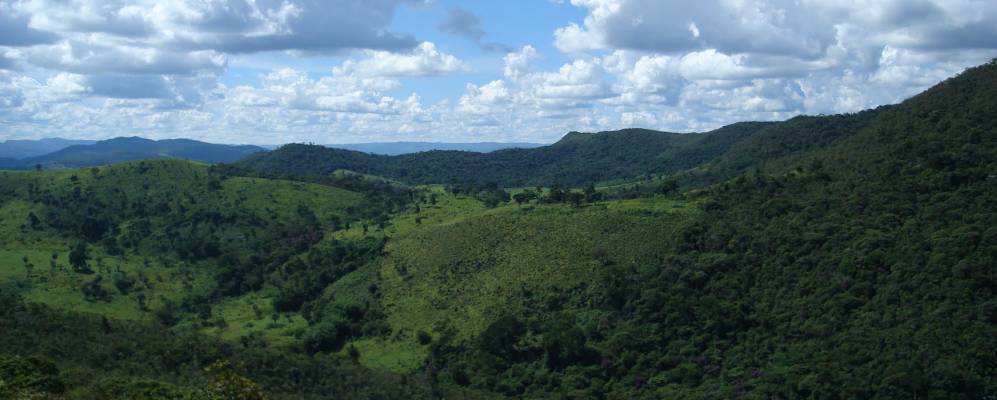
[0,61,995,399]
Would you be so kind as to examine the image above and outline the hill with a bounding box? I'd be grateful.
[5,137,266,169]
[239,105,895,187]
[0,138,96,159]
[250,61,997,398]
[1,61,995,399]
[238,123,780,186]
[328,141,546,155]
[0,159,470,398]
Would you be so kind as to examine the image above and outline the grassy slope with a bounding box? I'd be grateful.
[0,160,362,338]
[320,190,699,373]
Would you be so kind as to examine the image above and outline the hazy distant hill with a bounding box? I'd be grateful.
[0,138,96,159]
[326,141,545,155]
[8,137,266,169]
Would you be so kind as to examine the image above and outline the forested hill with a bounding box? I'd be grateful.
[236,123,772,186]
[8,137,266,169]
[1,60,994,399]
[237,106,891,187]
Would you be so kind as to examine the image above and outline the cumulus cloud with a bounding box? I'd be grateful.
[0,0,439,114]
[557,0,997,57]
[0,0,994,144]
[540,0,997,133]
[527,59,613,110]
[458,80,510,114]
[334,42,466,77]
[504,45,538,80]
[15,0,420,54]
[27,41,227,76]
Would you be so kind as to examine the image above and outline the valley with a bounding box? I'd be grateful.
[0,61,995,399]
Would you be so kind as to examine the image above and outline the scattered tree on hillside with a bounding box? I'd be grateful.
[69,241,93,274]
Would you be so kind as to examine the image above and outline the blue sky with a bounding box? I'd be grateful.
[0,0,995,144]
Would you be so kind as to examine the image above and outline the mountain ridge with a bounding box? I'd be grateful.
[324,141,546,155]
[237,113,880,187]
[3,137,267,169]
[0,138,96,159]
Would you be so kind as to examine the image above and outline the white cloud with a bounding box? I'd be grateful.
[0,0,995,144]
[527,59,613,109]
[458,80,510,115]
[504,45,538,80]
[334,42,466,78]
[46,73,88,94]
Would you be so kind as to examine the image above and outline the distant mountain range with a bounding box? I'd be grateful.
[0,137,266,170]
[323,142,545,155]
[0,138,96,159]
[0,138,548,170]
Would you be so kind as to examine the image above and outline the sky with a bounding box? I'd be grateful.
[0,0,995,145]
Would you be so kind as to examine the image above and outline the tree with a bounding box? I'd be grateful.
[81,275,111,302]
[347,344,360,362]
[26,212,41,230]
[659,179,679,194]
[546,186,566,203]
[583,185,602,202]
[69,241,93,274]
[567,191,585,207]
[513,191,537,206]
[22,255,33,277]
[478,315,525,360]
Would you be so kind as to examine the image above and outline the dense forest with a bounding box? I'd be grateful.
[0,61,994,399]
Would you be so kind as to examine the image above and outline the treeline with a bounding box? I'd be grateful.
[236,123,780,187]
[234,106,892,189]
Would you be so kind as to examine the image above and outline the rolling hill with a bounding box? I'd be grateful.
[327,141,546,155]
[237,123,770,186]
[302,60,995,399]
[239,106,892,187]
[0,61,994,399]
[5,137,267,170]
[0,138,96,159]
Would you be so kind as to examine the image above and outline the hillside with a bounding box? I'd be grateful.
[0,138,96,159]
[243,61,997,398]
[5,137,266,169]
[328,141,546,155]
[238,124,778,186]
[312,64,997,399]
[0,61,995,399]
[0,159,462,398]
[238,111,893,187]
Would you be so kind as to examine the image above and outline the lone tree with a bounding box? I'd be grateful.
[26,212,41,230]
[513,191,536,206]
[567,191,585,207]
[69,241,93,274]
